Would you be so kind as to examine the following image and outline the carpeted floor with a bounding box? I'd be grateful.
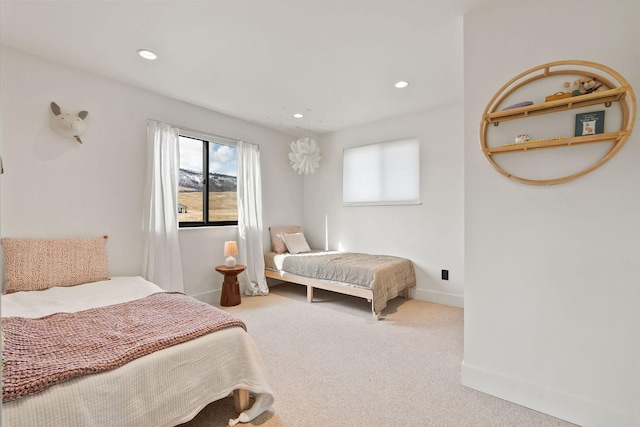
[180,283,577,427]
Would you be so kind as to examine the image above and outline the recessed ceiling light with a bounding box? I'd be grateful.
[137,49,157,60]
[293,113,304,118]
[394,81,409,88]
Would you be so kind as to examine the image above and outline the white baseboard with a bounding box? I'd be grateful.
[190,289,220,306]
[461,361,638,427]
[414,288,464,308]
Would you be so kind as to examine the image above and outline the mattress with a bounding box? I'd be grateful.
[1,276,274,427]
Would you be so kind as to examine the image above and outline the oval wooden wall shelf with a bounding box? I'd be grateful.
[480,60,636,185]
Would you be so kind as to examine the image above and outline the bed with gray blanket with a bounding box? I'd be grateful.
[264,227,416,319]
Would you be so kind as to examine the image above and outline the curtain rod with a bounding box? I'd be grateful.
[148,118,258,148]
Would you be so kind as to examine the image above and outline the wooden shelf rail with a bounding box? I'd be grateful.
[479,60,636,185]
[484,87,628,125]
[484,131,630,155]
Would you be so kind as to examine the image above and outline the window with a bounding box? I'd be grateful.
[178,131,238,227]
[343,137,420,206]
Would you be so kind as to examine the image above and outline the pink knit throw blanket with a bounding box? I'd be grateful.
[2,292,246,402]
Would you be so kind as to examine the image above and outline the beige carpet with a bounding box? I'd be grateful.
[180,283,577,427]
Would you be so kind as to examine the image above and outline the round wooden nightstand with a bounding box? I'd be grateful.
[215,264,246,307]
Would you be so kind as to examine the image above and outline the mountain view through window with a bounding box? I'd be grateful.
[178,135,238,226]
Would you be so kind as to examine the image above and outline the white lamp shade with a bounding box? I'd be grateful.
[224,241,238,256]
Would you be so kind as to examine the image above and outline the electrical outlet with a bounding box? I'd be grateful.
[441,270,449,280]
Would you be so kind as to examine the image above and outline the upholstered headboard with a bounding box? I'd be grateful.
[1,235,110,293]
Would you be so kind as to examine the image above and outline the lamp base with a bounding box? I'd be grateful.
[225,256,236,267]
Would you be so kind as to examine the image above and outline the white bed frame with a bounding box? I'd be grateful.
[265,269,410,320]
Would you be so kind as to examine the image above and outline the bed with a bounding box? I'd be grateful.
[1,236,274,427]
[264,227,416,320]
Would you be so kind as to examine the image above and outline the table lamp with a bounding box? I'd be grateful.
[224,241,238,267]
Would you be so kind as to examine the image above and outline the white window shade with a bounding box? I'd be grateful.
[343,137,420,206]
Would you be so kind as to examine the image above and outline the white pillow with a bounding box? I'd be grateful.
[282,233,311,254]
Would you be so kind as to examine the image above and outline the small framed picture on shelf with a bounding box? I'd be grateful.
[575,110,605,136]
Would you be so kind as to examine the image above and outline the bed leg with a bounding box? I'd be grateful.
[307,285,313,303]
[401,287,411,299]
[371,300,380,320]
[233,389,250,413]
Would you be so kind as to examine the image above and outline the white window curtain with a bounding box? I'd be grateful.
[237,140,269,296]
[142,120,184,292]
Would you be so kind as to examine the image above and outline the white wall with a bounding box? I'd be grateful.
[5,3,640,423]
[463,0,640,425]
[305,103,465,307]
[0,46,304,302]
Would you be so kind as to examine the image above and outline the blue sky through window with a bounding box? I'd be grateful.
[179,136,237,177]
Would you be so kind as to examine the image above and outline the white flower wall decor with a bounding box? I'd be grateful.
[289,137,321,175]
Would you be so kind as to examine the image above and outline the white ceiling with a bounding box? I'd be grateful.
[0,0,493,136]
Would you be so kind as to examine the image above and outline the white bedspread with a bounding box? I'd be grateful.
[1,277,274,427]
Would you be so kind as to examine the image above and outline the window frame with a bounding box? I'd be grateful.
[178,129,238,228]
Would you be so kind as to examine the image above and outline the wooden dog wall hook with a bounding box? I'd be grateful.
[50,101,88,144]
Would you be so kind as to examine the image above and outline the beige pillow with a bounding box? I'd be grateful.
[2,236,110,293]
[269,226,301,253]
[282,233,311,254]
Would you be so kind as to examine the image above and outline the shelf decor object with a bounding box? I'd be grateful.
[574,110,605,136]
[480,60,636,185]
